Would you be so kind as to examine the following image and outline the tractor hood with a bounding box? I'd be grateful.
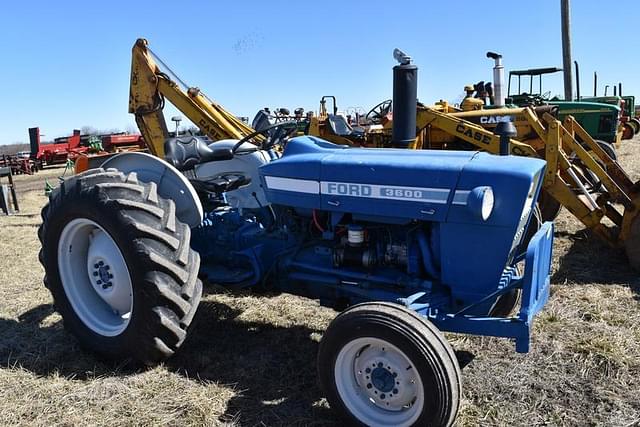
[261,136,469,222]
[550,100,621,114]
[260,136,545,226]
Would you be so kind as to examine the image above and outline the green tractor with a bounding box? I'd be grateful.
[621,96,639,133]
[507,67,622,145]
[580,94,640,139]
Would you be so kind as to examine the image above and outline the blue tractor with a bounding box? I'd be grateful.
[39,121,553,425]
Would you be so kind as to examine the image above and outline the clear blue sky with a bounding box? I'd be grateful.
[1,0,637,144]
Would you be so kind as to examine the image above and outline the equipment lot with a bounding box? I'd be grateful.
[1,138,639,426]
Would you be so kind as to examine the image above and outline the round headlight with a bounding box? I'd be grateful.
[480,187,494,220]
[467,186,494,221]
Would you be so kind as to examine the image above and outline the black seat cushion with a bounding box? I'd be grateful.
[190,173,251,194]
[165,136,233,171]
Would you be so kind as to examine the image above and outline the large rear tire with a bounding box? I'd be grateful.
[38,168,202,364]
[627,118,640,135]
[596,140,617,161]
[570,140,618,193]
[622,123,635,140]
[490,205,541,318]
[538,190,562,222]
[318,302,461,427]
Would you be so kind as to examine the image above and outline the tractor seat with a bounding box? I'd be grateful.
[190,173,251,194]
[164,136,233,171]
[327,115,365,140]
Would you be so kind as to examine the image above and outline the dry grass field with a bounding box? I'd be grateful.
[1,140,639,426]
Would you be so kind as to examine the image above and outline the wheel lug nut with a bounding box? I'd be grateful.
[380,393,385,400]
[393,388,398,394]
[365,367,371,373]
[109,274,114,279]
[94,263,99,269]
[366,383,372,389]
[105,265,110,270]
[93,271,98,276]
[97,280,102,285]
[98,261,104,266]
[377,362,383,368]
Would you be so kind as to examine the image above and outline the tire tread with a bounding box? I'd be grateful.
[37,168,202,365]
[318,302,461,427]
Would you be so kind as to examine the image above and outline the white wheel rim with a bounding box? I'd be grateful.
[334,337,425,427]
[57,218,133,336]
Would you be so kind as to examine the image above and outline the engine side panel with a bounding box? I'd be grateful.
[259,136,546,307]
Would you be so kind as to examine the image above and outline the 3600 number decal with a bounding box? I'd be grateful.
[382,188,424,198]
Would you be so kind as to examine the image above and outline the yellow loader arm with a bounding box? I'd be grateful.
[415,104,640,254]
[414,105,538,156]
[129,38,255,157]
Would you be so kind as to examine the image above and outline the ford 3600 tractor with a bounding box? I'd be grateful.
[38,120,553,425]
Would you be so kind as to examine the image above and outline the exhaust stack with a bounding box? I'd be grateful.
[486,52,505,107]
[391,48,417,148]
[28,127,40,158]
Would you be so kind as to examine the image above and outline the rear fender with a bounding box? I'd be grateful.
[101,152,203,227]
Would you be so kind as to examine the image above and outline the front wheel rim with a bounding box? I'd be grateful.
[57,218,133,336]
[334,337,425,427]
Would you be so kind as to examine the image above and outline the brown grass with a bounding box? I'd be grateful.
[1,140,640,426]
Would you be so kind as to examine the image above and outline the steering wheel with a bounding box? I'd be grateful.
[232,121,298,153]
[365,99,392,124]
[523,92,551,106]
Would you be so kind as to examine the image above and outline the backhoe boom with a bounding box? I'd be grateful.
[129,38,254,157]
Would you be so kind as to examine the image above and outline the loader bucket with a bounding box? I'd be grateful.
[621,198,640,270]
[553,114,640,268]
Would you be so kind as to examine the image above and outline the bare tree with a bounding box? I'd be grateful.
[0,143,30,155]
[80,126,124,136]
[81,126,99,135]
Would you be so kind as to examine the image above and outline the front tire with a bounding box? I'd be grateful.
[318,302,461,427]
[595,140,617,161]
[38,168,202,364]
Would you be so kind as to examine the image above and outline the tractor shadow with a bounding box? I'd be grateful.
[168,298,338,425]
[0,300,338,424]
[0,303,134,379]
[552,229,640,301]
[2,298,478,425]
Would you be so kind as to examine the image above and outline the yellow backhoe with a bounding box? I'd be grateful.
[129,38,255,157]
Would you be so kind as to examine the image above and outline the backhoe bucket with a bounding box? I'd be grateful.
[621,200,640,270]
